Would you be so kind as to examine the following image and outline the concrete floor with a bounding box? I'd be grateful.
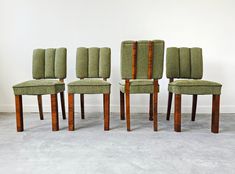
[0,112,235,174]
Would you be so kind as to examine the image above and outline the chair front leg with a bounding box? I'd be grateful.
[191,94,197,121]
[104,93,110,131]
[51,94,59,131]
[212,95,220,133]
[37,95,44,120]
[120,91,125,120]
[153,80,158,131]
[80,94,85,119]
[149,94,153,121]
[174,94,181,132]
[125,80,131,131]
[60,92,66,120]
[15,95,23,132]
[68,93,75,131]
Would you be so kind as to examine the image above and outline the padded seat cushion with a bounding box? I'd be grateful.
[119,79,159,94]
[168,80,222,95]
[13,80,65,95]
[68,79,111,94]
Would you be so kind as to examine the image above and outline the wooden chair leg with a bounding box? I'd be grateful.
[149,94,153,121]
[60,92,66,120]
[80,94,85,119]
[166,92,173,120]
[125,80,131,131]
[51,94,59,131]
[191,94,197,121]
[174,94,181,132]
[37,95,44,120]
[15,95,23,132]
[68,93,75,131]
[153,80,158,131]
[212,95,220,133]
[120,91,125,120]
[104,94,110,131]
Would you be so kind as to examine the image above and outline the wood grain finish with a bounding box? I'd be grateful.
[166,78,174,120]
[120,91,125,120]
[68,93,75,131]
[212,95,220,133]
[149,94,153,121]
[153,80,158,131]
[125,80,131,131]
[104,94,110,131]
[191,94,197,121]
[51,94,59,131]
[148,41,153,79]
[174,94,181,132]
[15,95,23,132]
[132,42,137,79]
[60,92,66,120]
[37,95,44,120]
[80,94,85,119]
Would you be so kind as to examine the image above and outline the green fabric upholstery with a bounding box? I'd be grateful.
[168,80,222,95]
[76,47,111,79]
[166,47,203,79]
[68,79,111,94]
[13,80,65,95]
[33,48,67,79]
[119,79,159,94]
[121,40,165,79]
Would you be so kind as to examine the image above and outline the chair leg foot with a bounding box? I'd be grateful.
[212,95,220,133]
[174,94,181,132]
[60,92,66,120]
[15,95,23,132]
[149,94,153,121]
[104,94,110,131]
[37,95,44,120]
[191,95,197,121]
[68,93,75,131]
[51,94,59,131]
[120,91,125,120]
[80,94,85,119]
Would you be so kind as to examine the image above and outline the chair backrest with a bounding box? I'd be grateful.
[76,47,111,79]
[166,47,203,79]
[121,40,165,80]
[32,48,67,80]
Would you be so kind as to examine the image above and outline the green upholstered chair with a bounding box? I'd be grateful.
[119,40,165,131]
[68,47,111,131]
[166,47,222,133]
[13,48,67,132]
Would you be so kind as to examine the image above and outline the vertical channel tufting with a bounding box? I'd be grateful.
[45,48,56,78]
[55,48,67,79]
[88,48,100,78]
[179,48,191,78]
[166,47,180,79]
[33,49,45,79]
[99,48,111,78]
[76,48,88,78]
[190,48,203,79]
[121,41,133,79]
[136,41,148,79]
[152,40,165,79]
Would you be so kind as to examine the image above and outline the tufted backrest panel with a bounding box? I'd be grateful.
[76,47,111,79]
[121,40,165,79]
[166,47,203,79]
[32,48,67,79]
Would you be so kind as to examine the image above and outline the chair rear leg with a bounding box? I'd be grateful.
[37,95,44,120]
[51,94,59,131]
[166,92,173,120]
[149,94,153,121]
[191,95,197,121]
[120,91,125,120]
[174,94,181,132]
[68,93,75,131]
[60,92,66,120]
[104,94,110,131]
[80,94,85,119]
[212,95,220,133]
[15,95,23,132]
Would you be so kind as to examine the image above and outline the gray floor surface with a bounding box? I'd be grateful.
[0,112,235,174]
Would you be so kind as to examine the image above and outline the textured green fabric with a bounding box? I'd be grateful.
[76,47,111,79]
[121,40,165,79]
[168,80,222,95]
[166,47,203,79]
[13,80,65,95]
[32,48,67,80]
[119,79,159,94]
[68,79,111,94]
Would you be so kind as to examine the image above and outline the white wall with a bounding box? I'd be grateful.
[0,0,235,113]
